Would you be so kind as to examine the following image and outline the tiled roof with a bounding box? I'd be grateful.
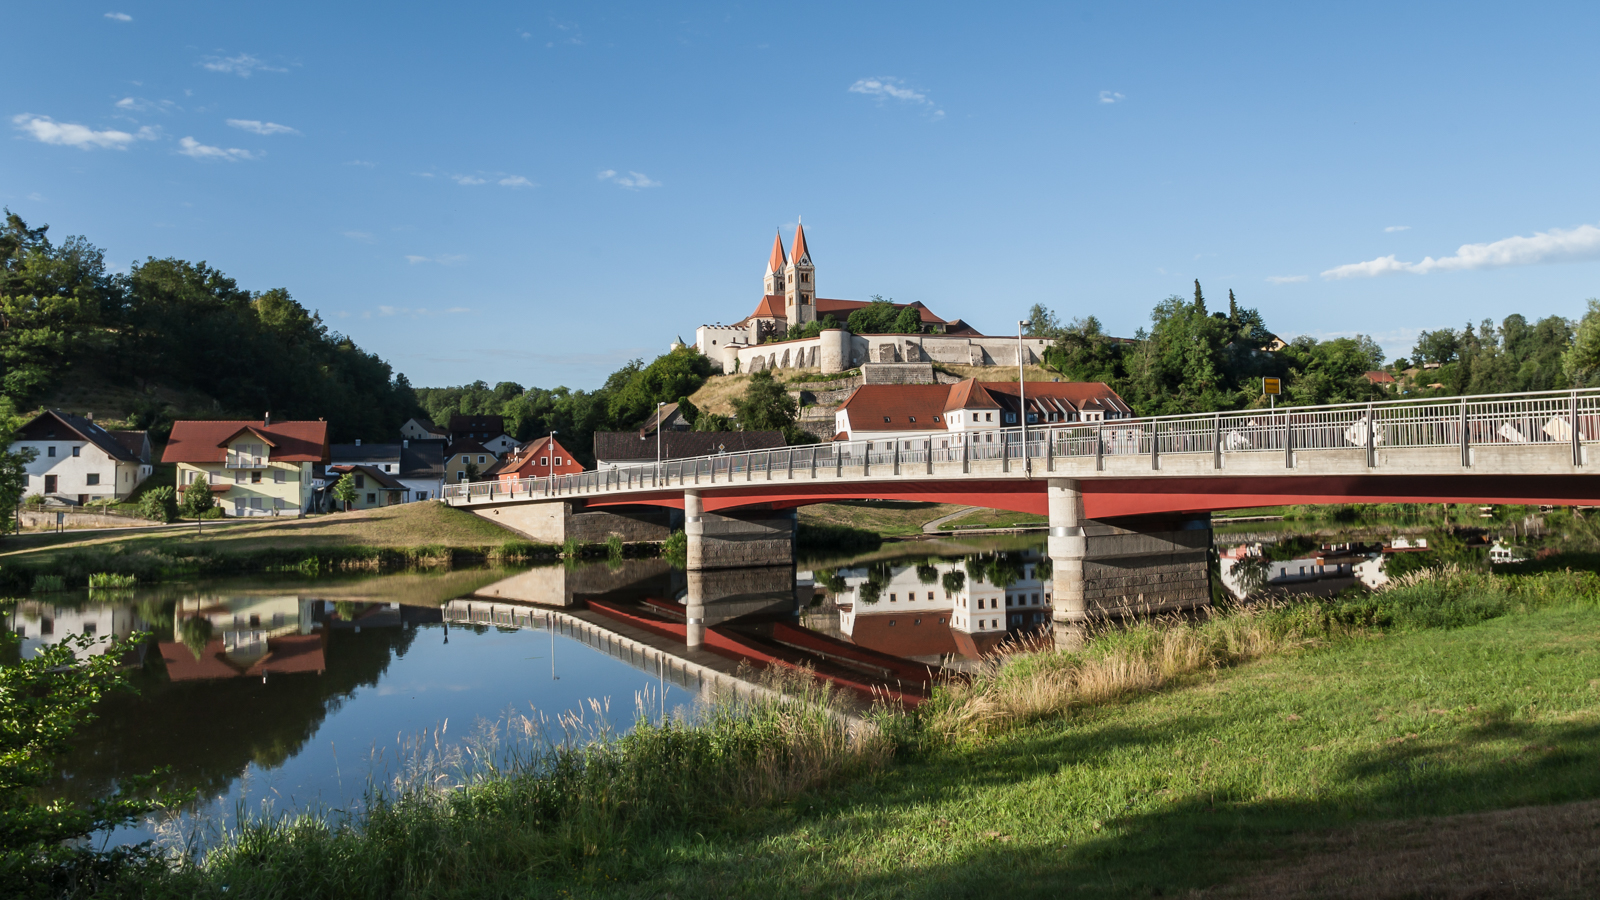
[406,417,448,436]
[945,379,1000,412]
[766,230,787,274]
[979,381,1134,417]
[329,443,402,464]
[108,430,150,461]
[20,410,143,462]
[592,430,787,462]
[444,439,490,459]
[447,414,505,437]
[790,221,811,263]
[847,612,960,658]
[163,420,329,464]
[837,384,956,432]
[399,442,445,478]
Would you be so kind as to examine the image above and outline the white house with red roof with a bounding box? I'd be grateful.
[163,416,329,516]
[694,221,1060,376]
[832,378,1132,445]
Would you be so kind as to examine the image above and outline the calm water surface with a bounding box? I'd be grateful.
[4,515,1556,847]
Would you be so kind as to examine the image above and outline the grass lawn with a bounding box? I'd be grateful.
[799,500,969,537]
[559,605,1600,897]
[938,508,1049,531]
[0,502,524,565]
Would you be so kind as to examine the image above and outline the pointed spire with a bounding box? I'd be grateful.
[765,229,787,275]
[790,217,811,264]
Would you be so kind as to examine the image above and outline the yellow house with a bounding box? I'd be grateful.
[444,439,495,484]
[163,418,330,516]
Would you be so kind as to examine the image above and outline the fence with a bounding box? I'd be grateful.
[445,388,1600,503]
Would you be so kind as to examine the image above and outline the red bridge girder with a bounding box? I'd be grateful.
[575,473,1600,519]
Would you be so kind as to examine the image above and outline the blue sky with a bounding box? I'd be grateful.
[7,2,1600,389]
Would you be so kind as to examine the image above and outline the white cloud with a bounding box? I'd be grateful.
[597,169,660,189]
[227,119,300,135]
[849,77,944,118]
[1099,90,1125,104]
[342,231,375,243]
[177,136,255,161]
[1266,275,1309,284]
[344,159,375,167]
[498,175,535,188]
[1323,223,1600,279]
[404,254,466,266]
[369,304,471,317]
[1384,225,1411,232]
[451,174,487,185]
[104,12,132,21]
[200,53,287,77]
[12,114,154,149]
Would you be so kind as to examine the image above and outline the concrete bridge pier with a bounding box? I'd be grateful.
[683,489,797,571]
[1047,478,1214,651]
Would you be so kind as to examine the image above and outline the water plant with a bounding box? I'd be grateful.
[29,574,64,593]
[87,572,137,589]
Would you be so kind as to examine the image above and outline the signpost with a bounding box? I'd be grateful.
[1263,377,1282,410]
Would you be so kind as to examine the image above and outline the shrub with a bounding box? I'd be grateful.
[606,533,625,561]
[29,575,64,593]
[137,486,176,523]
[87,572,137,589]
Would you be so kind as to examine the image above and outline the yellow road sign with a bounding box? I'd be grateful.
[1263,377,1282,395]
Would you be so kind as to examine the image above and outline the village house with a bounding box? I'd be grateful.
[446,414,521,456]
[399,417,449,442]
[13,410,153,504]
[832,378,1132,445]
[444,439,495,484]
[493,435,587,483]
[163,417,329,516]
[328,440,446,501]
[325,464,408,509]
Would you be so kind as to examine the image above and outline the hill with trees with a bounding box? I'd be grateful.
[0,211,420,441]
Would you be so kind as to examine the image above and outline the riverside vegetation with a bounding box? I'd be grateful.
[6,552,1600,897]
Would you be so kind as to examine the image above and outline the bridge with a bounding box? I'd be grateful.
[445,388,1600,647]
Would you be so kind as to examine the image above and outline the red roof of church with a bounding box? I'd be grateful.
[766,230,787,274]
[790,221,811,263]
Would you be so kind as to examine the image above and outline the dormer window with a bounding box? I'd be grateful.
[933,415,940,423]
[908,416,916,423]
[883,416,891,423]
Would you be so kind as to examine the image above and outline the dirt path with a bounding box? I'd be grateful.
[921,506,980,533]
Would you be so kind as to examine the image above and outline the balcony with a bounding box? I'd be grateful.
[225,453,268,469]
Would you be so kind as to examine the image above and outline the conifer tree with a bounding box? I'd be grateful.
[1228,290,1240,326]
[1193,279,1206,314]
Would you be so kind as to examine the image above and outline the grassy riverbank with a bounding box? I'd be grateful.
[798,500,967,537]
[0,504,558,590]
[80,562,1600,898]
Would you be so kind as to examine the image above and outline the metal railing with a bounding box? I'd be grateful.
[225,453,268,469]
[443,388,1600,503]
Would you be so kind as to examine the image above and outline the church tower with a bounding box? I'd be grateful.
[763,229,786,296]
[783,218,816,328]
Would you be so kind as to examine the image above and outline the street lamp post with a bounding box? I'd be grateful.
[1019,320,1032,474]
[656,401,664,483]
[547,429,558,494]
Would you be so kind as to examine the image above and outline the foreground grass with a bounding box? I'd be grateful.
[937,508,1049,531]
[72,567,1600,897]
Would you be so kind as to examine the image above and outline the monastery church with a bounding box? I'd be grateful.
[694,221,1049,376]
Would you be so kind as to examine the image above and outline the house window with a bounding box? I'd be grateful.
[47,446,55,458]
[555,457,563,466]
[416,491,428,500]
[249,498,263,510]
[274,470,285,484]
[540,457,548,466]
[72,446,81,457]
[275,498,289,509]
[366,493,376,503]
[251,471,262,484]
[927,592,934,600]
[384,464,393,472]
[889,593,896,602]
[478,456,485,464]
[86,473,100,485]
[986,413,992,422]
[355,475,366,488]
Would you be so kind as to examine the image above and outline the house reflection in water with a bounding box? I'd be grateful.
[827,549,1053,666]
[162,595,406,681]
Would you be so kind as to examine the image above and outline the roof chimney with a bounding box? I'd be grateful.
[86,412,93,421]
[264,411,272,426]
[402,439,409,448]
[355,439,361,446]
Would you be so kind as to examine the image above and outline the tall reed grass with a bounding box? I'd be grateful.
[158,670,890,898]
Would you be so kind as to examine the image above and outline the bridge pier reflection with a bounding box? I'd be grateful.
[683,488,798,572]
[1048,478,1213,649]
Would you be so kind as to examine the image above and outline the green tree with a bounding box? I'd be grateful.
[182,474,216,517]
[607,348,714,428]
[0,211,109,406]
[137,486,176,523]
[0,629,174,889]
[732,371,797,432]
[332,472,358,510]
[891,305,924,334]
[1564,300,1600,386]
[1044,316,1124,384]
[1025,304,1065,340]
[845,297,901,334]
[694,412,734,432]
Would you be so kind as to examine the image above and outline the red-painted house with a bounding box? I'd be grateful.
[495,435,587,483]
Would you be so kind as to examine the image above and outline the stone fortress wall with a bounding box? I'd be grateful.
[715,329,1050,377]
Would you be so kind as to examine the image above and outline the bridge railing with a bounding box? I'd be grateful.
[442,387,1600,502]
